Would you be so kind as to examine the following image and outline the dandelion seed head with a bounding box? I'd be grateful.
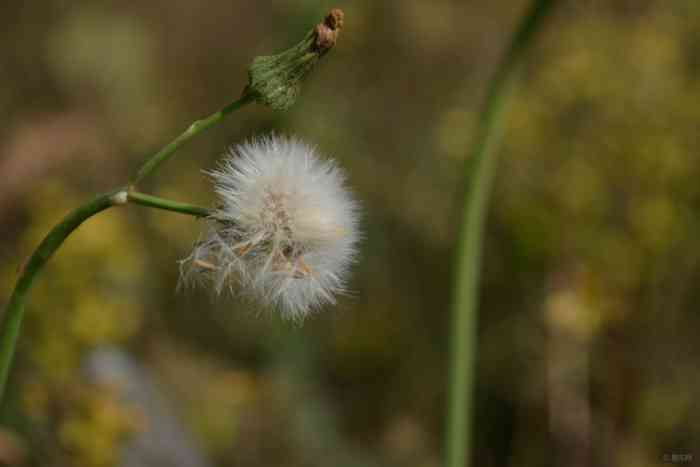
[183,134,360,319]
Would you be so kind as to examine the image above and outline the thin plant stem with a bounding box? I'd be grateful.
[446,1,558,466]
[130,92,254,186]
[0,190,122,398]
[127,191,212,218]
[0,96,251,402]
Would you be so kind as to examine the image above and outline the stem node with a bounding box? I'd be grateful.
[111,191,129,205]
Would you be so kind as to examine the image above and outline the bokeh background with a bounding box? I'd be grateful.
[1,0,699,466]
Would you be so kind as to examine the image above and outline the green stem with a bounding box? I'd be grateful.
[129,92,254,186]
[0,190,122,399]
[446,1,557,466]
[127,191,212,218]
[0,94,252,403]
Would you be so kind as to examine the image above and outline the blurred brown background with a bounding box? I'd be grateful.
[1,1,699,466]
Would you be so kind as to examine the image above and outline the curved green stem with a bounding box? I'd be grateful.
[127,191,212,218]
[0,189,211,400]
[446,1,558,466]
[0,190,123,399]
[130,92,254,186]
[0,95,252,403]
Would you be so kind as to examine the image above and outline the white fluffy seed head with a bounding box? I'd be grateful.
[182,134,360,320]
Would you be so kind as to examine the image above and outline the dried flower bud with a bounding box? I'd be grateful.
[324,8,344,31]
[182,134,360,319]
[245,9,344,111]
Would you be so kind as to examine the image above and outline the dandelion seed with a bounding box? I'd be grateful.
[183,134,360,319]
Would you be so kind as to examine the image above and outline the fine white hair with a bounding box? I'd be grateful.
[182,134,360,320]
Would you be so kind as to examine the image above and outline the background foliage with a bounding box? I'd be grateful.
[1,0,698,466]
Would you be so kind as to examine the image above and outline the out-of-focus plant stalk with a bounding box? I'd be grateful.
[446,1,558,466]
